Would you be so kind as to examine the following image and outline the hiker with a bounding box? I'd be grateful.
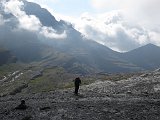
[15,100,28,110]
[74,77,81,95]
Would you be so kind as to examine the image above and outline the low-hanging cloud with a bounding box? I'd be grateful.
[71,0,158,51]
[3,0,67,39]
[72,11,158,52]
[121,0,160,32]
[90,0,128,11]
[1,0,160,52]
[0,14,4,25]
[40,26,67,39]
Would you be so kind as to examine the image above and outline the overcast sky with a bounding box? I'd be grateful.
[28,0,131,16]
[4,0,160,52]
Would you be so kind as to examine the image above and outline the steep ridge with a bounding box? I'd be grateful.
[23,0,63,32]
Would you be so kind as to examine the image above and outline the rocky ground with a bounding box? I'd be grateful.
[1,69,160,120]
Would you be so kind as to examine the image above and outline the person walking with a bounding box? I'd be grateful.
[74,77,81,95]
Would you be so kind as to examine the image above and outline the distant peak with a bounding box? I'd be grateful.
[142,43,160,49]
[137,43,160,50]
[145,43,156,46]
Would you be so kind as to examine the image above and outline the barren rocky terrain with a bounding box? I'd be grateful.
[1,69,160,120]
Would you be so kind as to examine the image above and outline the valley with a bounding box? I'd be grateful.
[1,0,160,119]
[0,62,140,97]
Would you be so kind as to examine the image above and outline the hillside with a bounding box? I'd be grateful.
[122,44,160,69]
[0,48,17,66]
[0,0,142,73]
[1,0,160,74]
[1,69,160,120]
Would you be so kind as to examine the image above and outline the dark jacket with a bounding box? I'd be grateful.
[74,77,81,87]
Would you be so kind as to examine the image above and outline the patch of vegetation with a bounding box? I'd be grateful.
[0,64,32,96]
[0,63,26,77]
[25,66,97,93]
[26,67,68,93]
[0,60,141,96]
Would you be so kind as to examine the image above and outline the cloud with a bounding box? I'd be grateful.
[48,0,158,52]
[70,11,159,52]
[90,0,160,28]
[3,0,41,31]
[28,0,58,4]
[40,26,67,39]
[149,32,160,46]
[3,0,67,39]
[0,14,5,25]
[18,15,41,31]
[90,0,128,11]
[43,0,159,51]
[114,0,160,35]
[1,0,160,52]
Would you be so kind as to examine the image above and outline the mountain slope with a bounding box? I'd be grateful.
[23,0,141,73]
[23,1,63,32]
[0,0,141,73]
[122,43,160,69]
[0,48,17,66]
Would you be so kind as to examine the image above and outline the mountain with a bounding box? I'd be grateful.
[0,0,141,74]
[1,0,160,74]
[23,0,63,33]
[23,1,141,73]
[122,43,160,69]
